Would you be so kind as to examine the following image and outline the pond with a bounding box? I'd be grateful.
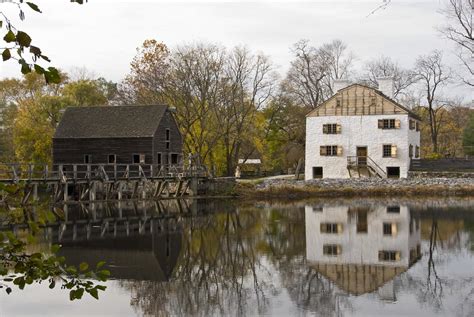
[0,197,473,316]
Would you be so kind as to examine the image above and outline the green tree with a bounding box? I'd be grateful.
[463,112,474,156]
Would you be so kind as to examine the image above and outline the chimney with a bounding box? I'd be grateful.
[377,77,394,99]
[333,79,351,94]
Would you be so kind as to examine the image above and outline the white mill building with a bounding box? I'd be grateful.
[305,78,421,179]
[305,203,421,297]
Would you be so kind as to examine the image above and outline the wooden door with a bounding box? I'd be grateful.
[356,147,367,166]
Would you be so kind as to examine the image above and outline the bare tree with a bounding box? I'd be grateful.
[363,56,417,100]
[320,39,355,95]
[415,50,452,154]
[282,40,330,109]
[218,46,275,176]
[439,0,474,87]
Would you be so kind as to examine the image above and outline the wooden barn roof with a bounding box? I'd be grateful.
[54,105,168,138]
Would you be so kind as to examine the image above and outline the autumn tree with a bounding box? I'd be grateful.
[415,50,452,154]
[6,72,112,164]
[217,46,275,176]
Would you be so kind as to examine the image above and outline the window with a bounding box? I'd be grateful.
[387,206,400,213]
[336,99,341,107]
[312,167,323,179]
[323,123,341,134]
[320,145,342,156]
[323,244,341,256]
[415,121,420,131]
[312,206,323,212]
[133,154,145,164]
[409,144,413,158]
[157,153,162,165]
[108,154,116,164]
[383,223,397,236]
[320,223,342,234]
[165,128,171,150]
[356,211,368,233]
[386,167,400,178]
[409,119,415,130]
[383,145,392,158]
[171,153,179,164]
[378,250,400,262]
[415,146,420,158]
[378,119,400,129]
[84,154,91,164]
[370,97,376,105]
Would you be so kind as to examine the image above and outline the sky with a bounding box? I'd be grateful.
[0,0,471,100]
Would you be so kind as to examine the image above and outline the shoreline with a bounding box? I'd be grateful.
[234,177,474,199]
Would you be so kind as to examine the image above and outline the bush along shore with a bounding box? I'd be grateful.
[235,177,474,199]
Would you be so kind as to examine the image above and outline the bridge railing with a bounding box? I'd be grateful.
[0,163,210,183]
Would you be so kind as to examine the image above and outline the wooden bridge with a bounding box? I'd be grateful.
[0,163,210,203]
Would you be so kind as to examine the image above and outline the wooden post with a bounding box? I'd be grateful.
[89,181,96,201]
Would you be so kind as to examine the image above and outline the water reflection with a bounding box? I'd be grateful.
[1,198,473,316]
[305,204,421,298]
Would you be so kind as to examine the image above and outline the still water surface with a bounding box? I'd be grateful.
[1,197,473,317]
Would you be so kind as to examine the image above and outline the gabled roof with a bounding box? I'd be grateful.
[307,83,422,121]
[54,105,168,138]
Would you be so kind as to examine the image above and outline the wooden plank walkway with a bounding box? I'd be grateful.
[0,163,210,203]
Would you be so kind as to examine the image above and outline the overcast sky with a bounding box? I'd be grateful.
[0,0,471,99]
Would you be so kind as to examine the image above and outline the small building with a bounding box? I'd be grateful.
[53,105,183,166]
[305,78,421,179]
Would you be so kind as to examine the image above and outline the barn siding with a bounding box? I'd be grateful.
[153,110,183,164]
[53,137,154,164]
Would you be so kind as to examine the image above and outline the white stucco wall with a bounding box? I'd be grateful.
[305,114,420,179]
[305,204,421,267]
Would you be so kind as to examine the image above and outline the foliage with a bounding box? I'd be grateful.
[120,40,275,176]
[0,1,86,83]
[0,72,114,164]
[0,183,108,300]
[463,112,474,156]
[0,231,108,300]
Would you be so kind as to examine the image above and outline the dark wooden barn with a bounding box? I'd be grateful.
[53,105,183,166]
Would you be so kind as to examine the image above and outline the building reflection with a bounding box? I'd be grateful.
[305,203,422,298]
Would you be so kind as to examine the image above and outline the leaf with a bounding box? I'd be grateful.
[6,287,11,295]
[30,45,41,56]
[16,31,32,47]
[44,67,61,84]
[19,59,31,74]
[3,30,16,43]
[96,261,106,269]
[51,244,61,253]
[26,2,42,13]
[79,262,89,272]
[2,49,11,61]
[76,288,85,299]
[89,288,98,300]
[49,280,56,289]
[34,64,45,74]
